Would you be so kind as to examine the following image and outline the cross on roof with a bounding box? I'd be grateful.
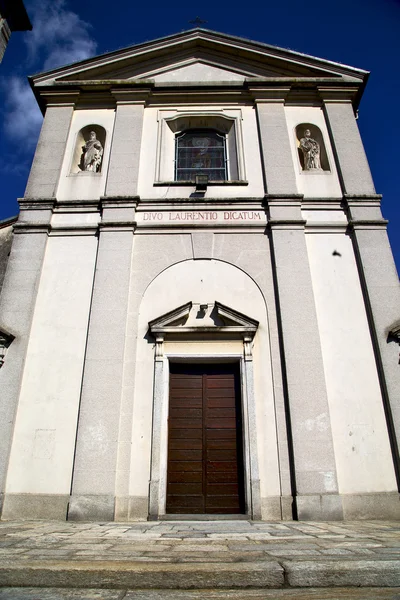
[189,16,208,26]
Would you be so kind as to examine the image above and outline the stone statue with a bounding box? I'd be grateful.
[82,131,103,172]
[299,129,321,170]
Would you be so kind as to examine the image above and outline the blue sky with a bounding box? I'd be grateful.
[1,0,399,272]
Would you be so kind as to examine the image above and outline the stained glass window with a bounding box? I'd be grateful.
[175,130,227,182]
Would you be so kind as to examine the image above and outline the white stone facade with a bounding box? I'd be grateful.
[0,29,399,522]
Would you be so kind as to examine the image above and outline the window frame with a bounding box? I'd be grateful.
[154,110,246,185]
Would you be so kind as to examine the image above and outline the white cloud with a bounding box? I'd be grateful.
[2,1,97,154]
[26,0,97,70]
[2,77,42,144]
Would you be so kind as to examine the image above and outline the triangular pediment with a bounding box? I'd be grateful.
[31,29,367,87]
[140,60,249,83]
[149,301,259,337]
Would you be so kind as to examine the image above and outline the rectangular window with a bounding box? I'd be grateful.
[175,131,227,182]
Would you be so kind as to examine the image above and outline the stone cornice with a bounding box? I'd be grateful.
[349,219,389,230]
[18,198,57,210]
[31,77,365,111]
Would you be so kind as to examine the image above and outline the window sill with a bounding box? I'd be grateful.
[154,180,249,187]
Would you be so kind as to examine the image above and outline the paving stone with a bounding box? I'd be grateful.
[172,545,228,552]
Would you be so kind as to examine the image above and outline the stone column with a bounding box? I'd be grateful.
[25,95,78,198]
[268,198,342,520]
[0,202,52,515]
[105,89,149,197]
[68,199,137,521]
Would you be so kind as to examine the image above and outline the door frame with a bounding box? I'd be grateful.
[149,351,261,520]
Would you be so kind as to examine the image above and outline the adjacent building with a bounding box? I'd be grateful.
[0,29,399,522]
[0,0,31,62]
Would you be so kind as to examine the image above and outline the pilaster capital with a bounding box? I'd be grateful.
[348,219,388,231]
[98,221,136,233]
[264,194,304,223]
[248,86,291,103]
[111,87,152,105]
[318,86,359,105]
[100,196,140,209]
[39,90,81,108]
[344,194,382,205]
[18,198,57,211]
[263,194,303,205]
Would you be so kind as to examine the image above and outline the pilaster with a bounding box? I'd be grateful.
[266,195,343,520]
[346,194,400,484]
[0,202,51,514]
[24,95,79,198]
[252,89,297,195]
[68,198,137,521]
[105,90,150,197]
[321,93,375,195]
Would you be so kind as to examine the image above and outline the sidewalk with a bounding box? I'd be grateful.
[0,519,399,597]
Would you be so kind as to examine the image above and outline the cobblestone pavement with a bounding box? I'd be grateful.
[0,520,399,593]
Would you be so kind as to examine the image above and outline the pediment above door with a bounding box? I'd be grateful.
[148,301,259,339]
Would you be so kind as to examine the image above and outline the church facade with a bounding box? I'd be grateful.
[0,29,399,522]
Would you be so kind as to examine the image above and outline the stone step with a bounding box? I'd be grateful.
[1,558,400,590]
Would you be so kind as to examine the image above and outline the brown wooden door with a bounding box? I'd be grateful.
[166,363,245,514]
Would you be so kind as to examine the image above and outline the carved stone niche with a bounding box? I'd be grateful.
[0,329,14,368]
[70,124,106,175]
[295,123,330,172]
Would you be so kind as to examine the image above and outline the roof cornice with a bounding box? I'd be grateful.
[31,77,364,114]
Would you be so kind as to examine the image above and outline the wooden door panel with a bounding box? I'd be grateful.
[170,408,202,419]
[206,496,241,508]
[169,439,202,450]
[207,439,237,450]
[168,449,202,461]
[168,471,202,483]
[169,428,202,440]
[168,483,203,495]
[207,460,238,472]
[168,461,203,472]
[206,483,239,495]
[207,429,236,440]
[207,471,238,483]
[167,495,203,508]
[206,418,237,429]
[168,419,202,429]
[206,407,236,418]
[207,449,238,461]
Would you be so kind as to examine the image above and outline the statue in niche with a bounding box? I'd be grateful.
[81,131,103,172]
[299,129,321,170]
